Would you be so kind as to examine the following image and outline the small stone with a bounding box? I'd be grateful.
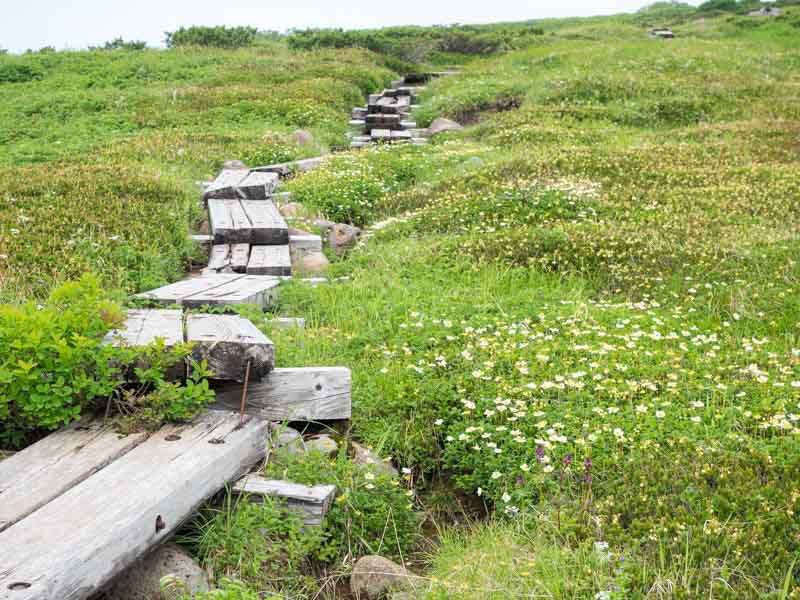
[293,250,330,274]
[312,218,336,238]
[351,555,418,599]
[104,543,208,600]
[279,202,303,218]
[425,117,462,137]
[305,434,339,456]
[329,223,361,255]
[351,441,398,477]
[222,159,248,170]
[292,129,315,146]
[270,425,304,454]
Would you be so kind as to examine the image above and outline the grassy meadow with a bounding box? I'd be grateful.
[3,4,800,599]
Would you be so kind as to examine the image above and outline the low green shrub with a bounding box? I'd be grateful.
[189,493,323,595]
[0,275,215,448]
[0,62,44,84]
[265,449,419,562]
[165,26,258,49]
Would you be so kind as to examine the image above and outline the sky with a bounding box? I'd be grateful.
[0,0,683,54]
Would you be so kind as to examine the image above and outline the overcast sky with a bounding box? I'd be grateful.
[0,1,695,54]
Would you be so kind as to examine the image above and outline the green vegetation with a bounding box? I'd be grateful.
[3,4,800,598]
[0,275,214,448]
[0,43,394,298]
[165,26,259,49]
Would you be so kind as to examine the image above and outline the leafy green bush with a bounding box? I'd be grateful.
[101,37,147,51]
[265,449,418,562]
[0,62,44,84]
[166,579,259,600]
[165,26,257,49]
[0,275,215,447]
[189,493,323,595]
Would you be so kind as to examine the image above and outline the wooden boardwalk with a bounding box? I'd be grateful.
[0,70,450,599]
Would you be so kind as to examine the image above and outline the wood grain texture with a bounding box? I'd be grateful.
[137,274,280,309]
[207,199,234,243]
[233,475,335,527]
[229,243,250,273]
[207,244,231,271]
[236,171,279,200]
[0,421,149,534]
[246,245,292,277]
[213,367,351,421]
[103,309,183,347]
[240,200,288,245]
[0,411,270,600]
[186,313,274,382]
[203,169,248,201]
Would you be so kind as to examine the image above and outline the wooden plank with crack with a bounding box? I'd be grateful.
[230,243,250,273]
[232,475,336,527]
[236,171,280,200]
[246,245,292,277]
[186,313,274,382]
[103,309,184,347]
[136,274,280,309]
[207,244,231,271]
[202,169,248,202]
[0,411,269,600]
[0,421,150,534]
[213,366,351,421]
[240,200,288,245]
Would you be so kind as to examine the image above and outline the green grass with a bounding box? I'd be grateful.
[3,7,800,599]
[0,43,396,298]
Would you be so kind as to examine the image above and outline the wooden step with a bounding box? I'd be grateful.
[186,313,274,382]
[213,366,352,421]
[240,200,289,245]
[233,475,335,527]
[137,274,280,309]
[247,245,292,276]
[103,309,183,347]
[230,243,250,272]
[203,169,279,202]
[0,421,150,534]
[0,411,269,600]
[250,156,324,177]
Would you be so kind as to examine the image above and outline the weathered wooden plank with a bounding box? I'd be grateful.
[137,274,280,310]
[213,367,351,421]
[0,421,149,534]
[246,245,292,277]
[207,199,234,244]
[227,199,252,243]
[186,313,274,382]
[371,129,391,141]
[233,475,335,527]
[182,275,281,309]
[289,234,322,253]
[207,244,231,271]
[236,171,280,200]
[240,200,288,245]
[203,169,248,201]
[0,411,269,600]
[103,309,183,347]
[229,243,250,273]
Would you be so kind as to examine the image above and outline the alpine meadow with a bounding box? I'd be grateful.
[1,2,800,599]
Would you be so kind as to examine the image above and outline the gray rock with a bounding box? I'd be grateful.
[279,202,303,218]
[313,218,336,239]
[270,425,304,454]
[351,555,418,599]
[292,129,315,147]
[425,117,462,137]
[293,250,330,274]
[305,434,339,456]
[222,159,248,170]
[462,156,484,169]
[104,543,208,600]
[351,442,398,477]
[329,223,362,255]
